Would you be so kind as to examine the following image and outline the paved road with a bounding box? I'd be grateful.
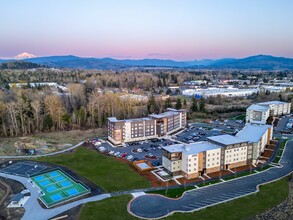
[0,141,85,159]
[128,140,293,219]
[0,172,111,220]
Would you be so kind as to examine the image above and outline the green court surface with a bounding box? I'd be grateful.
[31,169,90,207]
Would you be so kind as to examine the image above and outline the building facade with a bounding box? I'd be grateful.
[246,101,291,124]
[108,108,187,145]
[162,124,272,179]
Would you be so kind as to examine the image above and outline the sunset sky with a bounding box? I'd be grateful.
[1,0,293,60]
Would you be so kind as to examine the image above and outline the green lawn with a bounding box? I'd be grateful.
[147,186,195,198]
[232,114,246,120]
[35,147,150,192]
[79,177,290,220]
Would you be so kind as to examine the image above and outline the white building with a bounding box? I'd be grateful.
[246,101,291,124]
[246,104,270,124]
[182,87,258,98]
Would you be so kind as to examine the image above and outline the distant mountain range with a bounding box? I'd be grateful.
[1,54,293,70]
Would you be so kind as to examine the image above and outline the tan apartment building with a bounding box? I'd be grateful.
[236,124,273,163]
[108,108,187,145]
[162,124,272,179]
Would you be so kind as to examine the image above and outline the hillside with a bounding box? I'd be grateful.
[0,61,43,70]
[1,54,293,70]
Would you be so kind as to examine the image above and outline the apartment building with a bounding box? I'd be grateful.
[246,101,291,124]
[246,104,270,124]
[149,108,187,136]
[162,125,272,179]
[236,124,273,163]
[258,101,291,116]
[108,108,187,145]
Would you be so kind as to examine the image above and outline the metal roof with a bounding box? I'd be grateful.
[207,134,247,145]
[236,124,272,143]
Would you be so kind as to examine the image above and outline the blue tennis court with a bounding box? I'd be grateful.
[53,176,65,182]
[35,175,45,181]
[46,185,58,193]
[67,188,79,196]
[60,181,72,187]
[50,193,63,202]
[66,188,79,196]
[39,180,51,187]
[48,171,59,177]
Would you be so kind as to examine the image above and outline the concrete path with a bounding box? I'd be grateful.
[128,140,293,219]
[0,172,111,220]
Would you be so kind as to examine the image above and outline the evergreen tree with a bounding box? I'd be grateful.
[190,96,198,112]
[183,99,187,108]
[163,97,172,110]
[147,93,158,114]
[199,97,206,112]
[175,98,182,110]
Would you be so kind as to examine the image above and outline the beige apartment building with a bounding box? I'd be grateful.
[162,124,272,179]
[108,108,187,145]
[246,101,291,124]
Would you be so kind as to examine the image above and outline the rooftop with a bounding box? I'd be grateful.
[149,111,179,119]
[247,104,270,112]
[258,101,289,105]
[236,124,272,143]
[162,141,222,155]
[108,117,153,123]
[207,134,247,146]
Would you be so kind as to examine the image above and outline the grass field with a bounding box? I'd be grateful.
[232,114,246,120]
[79,177,290,220]
[147,180,222,198]
[35,147,150,192]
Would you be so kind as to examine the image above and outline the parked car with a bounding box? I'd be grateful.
[108,151,114,155]
[127,155,133,160]
[121,153,127,158]
[114,151,120,157]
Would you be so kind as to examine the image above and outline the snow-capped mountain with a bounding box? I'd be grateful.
[14,52,37,59]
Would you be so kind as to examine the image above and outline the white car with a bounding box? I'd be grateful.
[114,151,120,156]
[137,148,143,153]
[108,151,114,155]
[127,155,133,160]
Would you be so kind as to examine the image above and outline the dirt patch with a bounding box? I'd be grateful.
[0,177,25,220]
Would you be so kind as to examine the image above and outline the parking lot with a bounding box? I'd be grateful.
[95,138,179,166]
[173,119,245,144]
[92,119,247,166]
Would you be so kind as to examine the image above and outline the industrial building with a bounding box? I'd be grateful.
[108,108,187,145]
[162,124,272,179]
[246,101,291,124]
[182,87,258,98]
